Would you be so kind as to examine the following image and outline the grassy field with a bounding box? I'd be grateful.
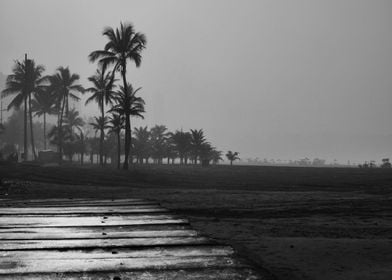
[1,163,392,280]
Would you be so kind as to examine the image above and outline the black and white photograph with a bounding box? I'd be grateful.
[0,1,391,279]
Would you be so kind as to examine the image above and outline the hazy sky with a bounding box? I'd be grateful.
[1,0,391,163]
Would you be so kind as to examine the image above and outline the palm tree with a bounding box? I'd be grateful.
[85,67,116,165]
[110,83,145,167]
[150,125,169,164]
[108,113,123,169]
[64,108,85,137]
[190,129,207,164]
[170,130,192,164]
[74,130,87,165]
[210,149,223,164]
[133,126,150,164]
[226,151,240,165]
[2,58,45,160]
[89,22,147,169]
[89,116,109,138]
[48,67,84,160]
[31,89,57,150]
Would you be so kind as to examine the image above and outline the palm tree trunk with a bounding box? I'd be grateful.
[117,131,121,169]
[28,94,37,160]
[23,97,28,160]
[58,95,66,162]
[43,112,47,150]
[121,66,131,170]
[100,101,104,166]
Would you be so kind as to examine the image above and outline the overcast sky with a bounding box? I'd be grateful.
[1,0,391,163]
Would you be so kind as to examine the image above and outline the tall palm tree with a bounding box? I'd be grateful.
[108,113,123,169]
[31,89,57,150]
[89,22,147,169]
[2,58,45,160]
[85,67,116,165]
[48,67,84,160]
[110,83,145,167]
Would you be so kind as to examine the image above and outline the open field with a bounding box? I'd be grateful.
[1,163,392,280]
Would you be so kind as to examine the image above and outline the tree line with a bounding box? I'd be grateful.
[1,22,236,168]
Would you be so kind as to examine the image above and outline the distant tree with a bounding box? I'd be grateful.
[226,151,240,165]
[86,137,100,164]
[108,113,124,169]
[74,130,87,165]
[381,158,391,168]
[312,158,326,166]
[2,58,46,160]
[89,22,147,170]
[132,126,150,164]
[164,135,178,164]
[199,142,213,166]
[210,149,223,164]
[110,83,145,167]
[63,109,84,138]
[150,125,169,164]
[47,125,72,152]
[170,130,192,164]
[85,67,116,165]
[0,110,24,148]
[89,116,109,139]
[31,89,57,150]
[190,129,207,164]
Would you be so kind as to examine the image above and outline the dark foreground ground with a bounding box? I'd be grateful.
[1,163,392,280]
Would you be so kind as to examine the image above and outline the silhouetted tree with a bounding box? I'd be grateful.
[170,130,192,164]
[85,67,116,165]
[89,22,147,170]
[381,158,391,168]
[89,116,109,139]
[31,89,57,150]
[190,129,206,164]
[226,151,239,165]
[110,83,145,166]
[2,58,45,160]
[132,126,150,164]
[150,125,169,164]
[210,149,223,164]
[74,130,87,165]
[64,109,84,138]
[47,67,84,161]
